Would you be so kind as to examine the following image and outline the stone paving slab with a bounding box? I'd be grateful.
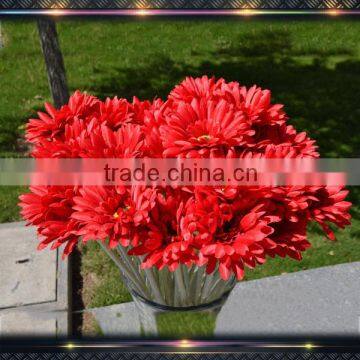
[0,222,57,309]
[90,302,141,337]
[216,262,360,336]
[90,262,360,337]
[0,311,57,336]
[0,222,70,337]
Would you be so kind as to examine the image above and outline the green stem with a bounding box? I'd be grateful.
[200,271,215,302]
[174,266,188,306]
[99,242,146,297]
[115,245,150,298]
[144,267,166,305]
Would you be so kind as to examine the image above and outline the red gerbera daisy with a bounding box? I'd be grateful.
[19,76,352,282]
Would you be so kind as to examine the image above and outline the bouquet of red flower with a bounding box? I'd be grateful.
[20,76,351,329]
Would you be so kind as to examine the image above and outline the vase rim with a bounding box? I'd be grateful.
[130,287,234,312]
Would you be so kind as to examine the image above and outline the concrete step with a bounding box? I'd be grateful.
[216,262,360,336]
[0,222,70,337]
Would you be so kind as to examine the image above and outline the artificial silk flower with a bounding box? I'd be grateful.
[19,76,351,280]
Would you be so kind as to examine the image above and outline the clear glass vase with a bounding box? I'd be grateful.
[100,243,236,336]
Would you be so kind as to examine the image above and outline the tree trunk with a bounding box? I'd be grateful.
[37,18,69,109]
[0,22,4,48]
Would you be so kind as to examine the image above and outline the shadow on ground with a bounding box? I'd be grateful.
[89,29,360,160]
[0,101,47,154]
[0,116,28,154]
[89,29,360,207]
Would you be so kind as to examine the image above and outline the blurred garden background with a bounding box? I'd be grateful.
[0,18,359,336]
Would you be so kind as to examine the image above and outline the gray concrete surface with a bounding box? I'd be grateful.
[215,262,360,336]
[0,311,57,336]
[90,302,141,336]
[0,223,57,308]
[0,222,70,337]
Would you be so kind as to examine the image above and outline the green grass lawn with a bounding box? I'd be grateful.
[1,18,359,337]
